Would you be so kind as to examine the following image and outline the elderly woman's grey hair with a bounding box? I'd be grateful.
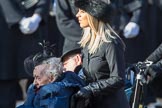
[42,57,63,79]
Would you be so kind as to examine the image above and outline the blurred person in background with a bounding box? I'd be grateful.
[140,0,162,60]
[55,0,82,56]
[136,1,162,107]
[48,0,64,57]
[102,0,148,65]
[0,0,50,107]
[143,41,162,108]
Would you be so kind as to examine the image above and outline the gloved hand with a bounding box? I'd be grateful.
[73,86,92,108]
[144,64,161,80]
[144,60,153,66]
[19,13,42,34]
[74,86,92,99]
[71,94,89,108]
[123,22,140,38]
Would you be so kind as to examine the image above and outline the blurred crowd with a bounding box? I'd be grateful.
[0,0,162,108]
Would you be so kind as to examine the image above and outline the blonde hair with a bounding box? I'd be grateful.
[79,13,125,54]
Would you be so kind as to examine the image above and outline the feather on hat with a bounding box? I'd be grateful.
[74,0,115,23]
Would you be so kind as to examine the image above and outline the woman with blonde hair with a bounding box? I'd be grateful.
[72,0,130,108]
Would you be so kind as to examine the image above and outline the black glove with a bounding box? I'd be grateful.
[72,86,92,108]
[136,61,152,71]
[74,86,92,99]
[144,64,161,79]
[71,94,88,108]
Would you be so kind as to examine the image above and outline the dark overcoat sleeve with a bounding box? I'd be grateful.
[129,0,143,24]
[55,0,82,41]
[34,0,50,20]
[146,43,162,63]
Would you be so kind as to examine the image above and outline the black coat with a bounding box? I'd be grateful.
[0,0,50,26]
[144,42,162,105]
[140,0,162,58]
[142,0,162,63]
[103,0,142,33]
[55,0,82,50]
[104,0,150,64]
[82,37,129,108]
[0,0,50,80]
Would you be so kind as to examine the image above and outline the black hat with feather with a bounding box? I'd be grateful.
[74,0,115,23]
[24,41,56,76]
